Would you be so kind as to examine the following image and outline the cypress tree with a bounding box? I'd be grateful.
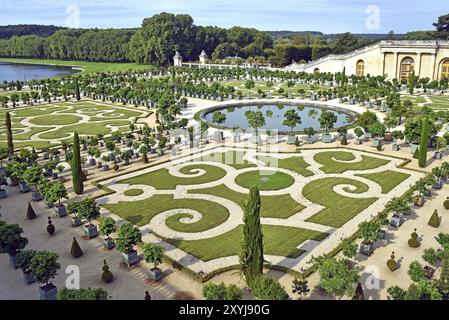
[418,116,429,168]
[5,112,14,156]
[240,186,264,286]
[71,132,84,195]
[75,79,81,101]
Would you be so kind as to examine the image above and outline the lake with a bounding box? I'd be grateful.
[202,103,355,133]
[0,62,80,82]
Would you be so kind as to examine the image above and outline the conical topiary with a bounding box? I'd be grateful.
[26,202,37,220]
[101,260,114,283]
[387,252,398,271]
[47,217,55,235]
[428,210,440,228]
[70,237,83,258]
[408,229,421,248]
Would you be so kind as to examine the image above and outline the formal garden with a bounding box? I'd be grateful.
[96,147,419,275]
[0,100,148,149]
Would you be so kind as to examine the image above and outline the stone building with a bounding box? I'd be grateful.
[284,40,449,81]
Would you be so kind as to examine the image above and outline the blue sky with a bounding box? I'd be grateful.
[0,0,447,33]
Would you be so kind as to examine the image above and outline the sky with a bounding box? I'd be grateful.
[0,0,447,34]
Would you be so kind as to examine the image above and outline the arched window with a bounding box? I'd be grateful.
[400,57,414,81]
[314,68,320,74]
[356,60,365,76]
[441,59,449,80]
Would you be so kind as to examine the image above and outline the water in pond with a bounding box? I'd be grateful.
[203,104,355,133]
[0,62,79,82]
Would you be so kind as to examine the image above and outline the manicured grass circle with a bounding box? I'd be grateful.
[235,170,294,191]
[29,114,82,126]
[124,189,144,197]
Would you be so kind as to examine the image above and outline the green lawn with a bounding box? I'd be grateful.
[303,177,378,228]
[257,155,314,177]
[194,150,256,170]
[123,189,144,197]
[189,184,305,219]
[314,151,390,174]
[166,225,328,261]
[0,58,151,76]
[103,194,230,233]
[121,164,227,190]
[235,170,294,191]
[29,114,82,126]
[357,170,410,194]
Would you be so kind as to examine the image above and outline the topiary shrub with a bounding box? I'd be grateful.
[444,200,449,210]
[112,164,119,172]
[428,210,440,228]
[387,252,399,271]
[47,217,55,235]
[101,260,113,283]
[408,229,421,248]
[70,237,83,258]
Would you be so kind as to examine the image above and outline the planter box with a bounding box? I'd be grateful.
[355,138,362,145]
[23,271,36,285]
[83,224,98,239]
[433,180,443,190]
[121,250,138,266]
[148,268,163,281]
[371,139,381,147]
[360,242,374,256]
[54,205,67,217]
[392,144,400,151]
[102,164,109,171]
[88,158,96,166]
[321,134,332,143]
[214,131,224,143]
[44,199,54,208]
[0,189,7,199]
[287,135,296,145]
[19,182,31,193]
[306,137,314,144]
[103,238,115,250]
[414,196,425,207]
[39,283,57,300]
[72,217,82,227]
[364,132,372,140]
[52,173,59,180]
[434,151,443,160]
[32,190,42,201]
[390,215,404,227]
[233,135,241,143]
[158,149,165,156]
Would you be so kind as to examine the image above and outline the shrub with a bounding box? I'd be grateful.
[408,229,421,248]
[428,210,440,228]
[58,288,109,300]
[250,275,288,300]
[101,260,113,283]
[173,291,195,300]
[444,200,449,210]
[387,252,398,272]
[422,248,439,266]
[113,164,119,172]
[202,282,243,300]
[98,217,116,238]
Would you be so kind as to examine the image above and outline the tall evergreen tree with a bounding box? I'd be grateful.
[240,186,264,286]
[5,112,14,156]
[75,79,81,101]
[418,116,429,168]
[71,132,84,195]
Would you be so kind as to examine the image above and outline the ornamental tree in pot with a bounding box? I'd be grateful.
[116,222,141,266]
[0,175,7,199]
[78,199,100,239]
[67,202,82,227]
[22,165,44,201]
[17,249,37,284]
[358,220,380,256]
[143,243,164,281]
[386,197,410,227]
[29,251,61,300]
[354,127,364,145]
[304,127,316,144]
[98,217,116,250]
[0,223,28,268]
[434,136,446,160]
[48,182,68,217]
[319,110,337,143]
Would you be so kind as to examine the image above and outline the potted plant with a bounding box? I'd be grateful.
[304,127,316,144]
[391,130,404,151]
[48,182,68,217]
[0,176,7,199]
[435,136,446,160]
[319,110,337,143]
[432,167,444,190]
[87,147,101,166]
[354,127,364,145]
[22,165,43,201]
[98,217,116,250]
[386,197,410,227]
[0,223,28,268]
[17,249,37,284]
[413,178,428,206]
[0,146,8,177]
[116,222,141,266]
[358,220,380,256]
[67,202,82,227]
[78,199,100,239]
[29,251,61,300]
[143,243,164,281]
